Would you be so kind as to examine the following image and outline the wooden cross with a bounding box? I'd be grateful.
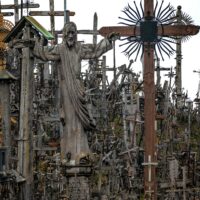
[0,0,40,23]
[155,58,170,87]
[98,0,199,199]
[29,0,75,39]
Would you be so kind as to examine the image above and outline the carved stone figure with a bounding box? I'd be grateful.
[34,21,115,162]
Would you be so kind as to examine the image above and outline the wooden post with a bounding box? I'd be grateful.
[14,0,19,23]
[17,23,34,200]
[0,81,11,169]
[142,1,158,198]
[143,42,157,199]
[155,58,170,87]
[93,12,98,45]
[175,6,183,107]
[49,0,55,37]
[64,0,69,23]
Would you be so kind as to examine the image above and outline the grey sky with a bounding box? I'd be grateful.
[2,0,200,99]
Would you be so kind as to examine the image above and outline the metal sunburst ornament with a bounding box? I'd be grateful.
[118,0,193,61]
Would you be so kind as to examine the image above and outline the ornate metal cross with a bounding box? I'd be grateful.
[98,0,199,199]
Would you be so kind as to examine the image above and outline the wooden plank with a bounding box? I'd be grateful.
[99,26,138,37]
[17,25,34,200]
[0,3,40,9]
[49,0,55,37]
[93,13,98,45]
[0,83,11,169]
[99,25,200,37]
[29,10,75,16]
[144,0,154,17]
[162,25,200,36]
[143,45,157,198]
[14,0,19,23]
[1,12,14,16]
[144,1,156,198]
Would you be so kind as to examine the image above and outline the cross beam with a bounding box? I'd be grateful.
[29,0,75,41]
[0,3,39,9]
[98,0,199,199]
[29,10,75,16]
[0,1,40,23]
[99,25,199,37]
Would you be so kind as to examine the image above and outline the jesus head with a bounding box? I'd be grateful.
[62,21,77,48]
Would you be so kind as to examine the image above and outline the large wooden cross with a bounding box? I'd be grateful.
[29,0,75,38]
[98,0,199,199]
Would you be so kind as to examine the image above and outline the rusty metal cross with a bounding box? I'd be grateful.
[98,0,199,199]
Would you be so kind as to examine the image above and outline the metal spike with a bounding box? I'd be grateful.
[156,43,164,61]
[121,41,138,53]
[159,6,175,21]
[154,48,159,60]
[160,40,175,54]
[156,0,164,19]
[119,15,137,24]
[128,3,141,20]
[122,9,138,23]
[159,10,175,23]
[118,20,134,26]
[134,43,142,61]
[128,43,140,59]
[157,3,171,19]
[181,12,194,25]
[134,1,142,20]
[153,1,159,17]
[123,42,139,54]
[140,1,144,17]
[119,36,135,41]
[158,42,171,58]
[124,6,139,21]
[161,37,177,45]
[119,40,133,47]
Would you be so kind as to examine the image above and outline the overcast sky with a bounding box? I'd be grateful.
[2,0,200,100]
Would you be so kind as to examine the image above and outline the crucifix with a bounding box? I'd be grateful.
[98,0,199,199]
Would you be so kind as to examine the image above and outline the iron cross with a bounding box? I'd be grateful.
[98,0,199,199]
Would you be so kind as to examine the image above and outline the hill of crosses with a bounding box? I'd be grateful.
[0,0,199,199]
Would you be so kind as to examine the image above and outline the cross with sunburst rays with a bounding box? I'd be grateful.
[99,0,199,61]
[99,0,199,199]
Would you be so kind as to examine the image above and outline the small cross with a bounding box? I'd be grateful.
[155,58,170,87]
[29,0,75,40]
[0,0,40,23]
[142,155,158,196]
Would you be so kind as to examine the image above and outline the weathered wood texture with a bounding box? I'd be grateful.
[0,4,39,9]
[99,25,199,37]
[17,24,34,200]
[0,83,11,169]
[29,11,75,16]
[175,8,183,105]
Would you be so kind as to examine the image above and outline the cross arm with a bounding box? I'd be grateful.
[162,25,200,37]
[29,11,75,17]
[99,25,200,37]
[0,4,39,9]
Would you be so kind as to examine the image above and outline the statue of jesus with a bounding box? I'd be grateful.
[34,21,116,163]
